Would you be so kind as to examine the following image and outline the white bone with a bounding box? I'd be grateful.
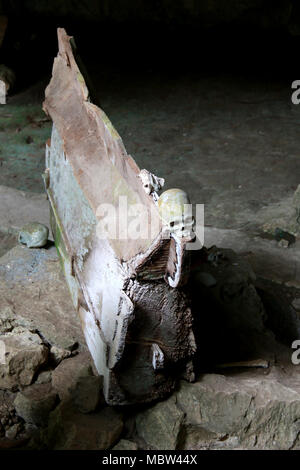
[152,343,164,370]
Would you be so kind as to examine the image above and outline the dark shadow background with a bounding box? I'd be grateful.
[0,0,300,91]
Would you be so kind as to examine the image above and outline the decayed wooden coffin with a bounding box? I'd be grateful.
[43,28,196,405]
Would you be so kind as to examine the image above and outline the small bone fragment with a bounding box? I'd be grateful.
[0,16,8,49]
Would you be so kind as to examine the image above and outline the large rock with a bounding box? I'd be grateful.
[0,245,85,351]
[5,423,22,440]
[14,383,58,426]
[0,328,48,390]
[44,402,123,450]
[135,396,185,450]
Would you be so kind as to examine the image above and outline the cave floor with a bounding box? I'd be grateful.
[0,70,299,235]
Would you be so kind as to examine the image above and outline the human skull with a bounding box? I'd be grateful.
[18,222,49,248]
[158,188,194,239]
[152,343,164,370]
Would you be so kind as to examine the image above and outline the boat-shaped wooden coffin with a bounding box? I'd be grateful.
[43,28,196,405]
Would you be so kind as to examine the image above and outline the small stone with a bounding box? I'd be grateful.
[0,185,49,235]
[18,222,49,248]
[14,383,58,426]
[112,439,138,450]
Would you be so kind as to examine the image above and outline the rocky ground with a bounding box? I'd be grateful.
[0,185,300,450]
